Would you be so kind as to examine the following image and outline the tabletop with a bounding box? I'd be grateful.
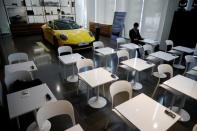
[5,61,37,76]
[95,47,116,55]
[139,39,159,46]
[65,124,84,131]
[78,67,118,88]
[59,53,84,65]
[173,46,194,54]
[115,93,180,131]
[163,75,197,100]
[7,83,57,119]
[121,58,155,72]
[120,43,140,50]
[150,51,179,62]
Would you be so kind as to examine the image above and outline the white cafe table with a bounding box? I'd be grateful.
[65,124,84,131]
[7,83,57,128]
[173,46,194,69]
[120,43,140,50]
[163,75,197,122]
[121,58,155,90]
[5,61,37,77]
[78,67,118,108]
[139,39,159,46]
[115,93,180,131]
[95,47,116,71]
[149,51,179,78]
[59,53,84,82]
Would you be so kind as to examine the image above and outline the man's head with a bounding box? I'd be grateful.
[133,22,139,30]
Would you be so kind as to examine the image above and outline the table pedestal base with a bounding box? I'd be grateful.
[171,106,190,122]
[173,64,185,69]
[130,81,142,90]
[88,96,107,108]
[67,75,78,82]
[153,72,167,78]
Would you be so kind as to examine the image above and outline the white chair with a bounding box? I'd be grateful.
[76,59,94,95]
[92,41,104,56]
[116,37,126,50]
[184,55,197,76]
[8,53,29,64]
[152,64,182,103]
[92,41,104,67]
[109,80,132,108]
[58,46,72,56]
[116,50,133,80]
[4,70,33,92]
[105,81,132,130]
[165,40,181,55]
[142,44,159,62]
[193,124,197,131]
[27,100,76,131]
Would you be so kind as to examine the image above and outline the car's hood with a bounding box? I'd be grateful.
[55,28,95,44]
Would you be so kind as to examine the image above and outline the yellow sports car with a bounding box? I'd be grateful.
[41,19,95,50]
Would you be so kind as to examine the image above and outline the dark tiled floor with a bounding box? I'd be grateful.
[0,35,197,131]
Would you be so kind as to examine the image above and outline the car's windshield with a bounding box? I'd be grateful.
[54,21,81,30]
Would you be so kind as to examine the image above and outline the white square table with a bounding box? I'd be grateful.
[139,39,159,46]
[173,46,194,54]
[78,67,118,108]
[149,51,179,78]
[115,93,180,131]
[149,51,178,62]
[65,124,84,131]
[58,53,84,82]
[5,61,37,77]
[95,47,116,71]
[7,83,56,128]
[120,43,140,50]
[163,75,197,122]
[95,47,116,56]
[173,46,194,69]
[121,58,155,90]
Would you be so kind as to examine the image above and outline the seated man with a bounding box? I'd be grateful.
[129,22,143,45]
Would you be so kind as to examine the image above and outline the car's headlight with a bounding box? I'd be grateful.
[60,34,68,40]
[89,32,94,37]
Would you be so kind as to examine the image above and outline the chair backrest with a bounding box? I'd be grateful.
[117,50,129,64]
[142,45,153,58]
[184,55,196,75]
[76,59,94,73]
[8,53,29,64]
[165,40,174,52]
[110,80,132,108]
[117,38,126,49]
[158,64,173,78]
[37,100,76,130]
[193,124,197,131]
[93,41,104,50]
[152,64,173,98]
[58,46,72,56]
[4,70,32,90]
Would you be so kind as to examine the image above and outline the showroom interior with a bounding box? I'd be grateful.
[0,0,197,131]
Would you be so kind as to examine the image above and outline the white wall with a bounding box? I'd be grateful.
[0,0,10,34]
[124,0,143,38]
